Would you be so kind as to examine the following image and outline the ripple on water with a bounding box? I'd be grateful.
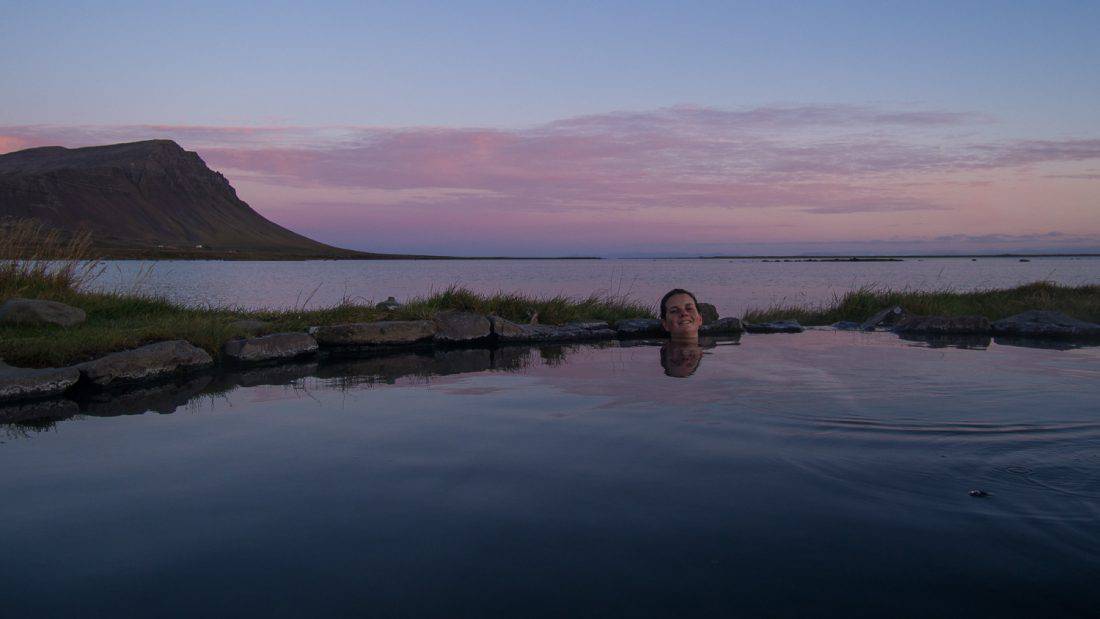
[770,413,1100,535]
[802,417,1100,443]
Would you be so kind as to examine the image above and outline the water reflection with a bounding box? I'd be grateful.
[993,335,1100,351]
[1,345,574,427]
[1,331,1099,617]
[898,333,992,350]
[659,337,725,378]
[0,337,752,429]
[79,374,214,417]
[0,398,79,436]
[898,332,1100,351]
[5,330,1098,430]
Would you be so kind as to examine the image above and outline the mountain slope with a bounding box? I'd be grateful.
[0,140,409,259]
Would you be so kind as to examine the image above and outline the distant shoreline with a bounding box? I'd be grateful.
[84,253,605,261]
[84,252,1100,261]
[696,253,1100,260]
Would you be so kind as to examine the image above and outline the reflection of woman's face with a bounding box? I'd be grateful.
[662,293,701,341]
[661,341,703,378]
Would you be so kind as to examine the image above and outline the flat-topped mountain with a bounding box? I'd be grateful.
[0,140,415,259]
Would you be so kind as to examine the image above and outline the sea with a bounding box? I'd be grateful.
[86,256,1100,315]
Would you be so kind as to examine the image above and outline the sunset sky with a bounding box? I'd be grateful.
[2,1,1098,256]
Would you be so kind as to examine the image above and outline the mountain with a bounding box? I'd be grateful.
[0,139,418,259]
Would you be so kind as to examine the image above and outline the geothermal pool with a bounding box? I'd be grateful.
[1,331,1098,617]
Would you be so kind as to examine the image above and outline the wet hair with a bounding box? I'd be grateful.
[660,288,699,319]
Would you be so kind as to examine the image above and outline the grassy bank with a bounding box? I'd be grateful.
[1,243,652,368]
[1,284,655,369]
[0,221,651,367]
[3,223,1097,368]
[0,284,654,368]
[744,281,1100,326]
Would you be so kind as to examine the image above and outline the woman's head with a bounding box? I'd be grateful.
[660,288,701,340]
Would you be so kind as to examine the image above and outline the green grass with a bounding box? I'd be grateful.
[3,222,1096,367]
[0,271,654,368]
[0,219,654,367]
[743,281,1100,326]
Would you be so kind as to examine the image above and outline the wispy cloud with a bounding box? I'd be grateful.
[930,231,1100,244]
[1042,172,1100,180]
[985,139,1100,166]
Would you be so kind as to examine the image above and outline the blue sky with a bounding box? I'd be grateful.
[2,1,1098,255]
[4,1,1097,133]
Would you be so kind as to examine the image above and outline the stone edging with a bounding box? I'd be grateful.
[0,313,743,405]
[4,308,1099,407]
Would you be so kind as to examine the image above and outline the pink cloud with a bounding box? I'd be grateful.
[0,135,34,154]
[3,104,1098,255]
[986,139,1100,166]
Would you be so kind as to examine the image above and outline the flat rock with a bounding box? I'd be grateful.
[893,315,991,334]
[0,298,86,328]
[550,324,617,342]
[700,317,743,334]
[697,303,719,325]
[489,315,529,339]
[0,361,80,403]
[860,305,908,330]
[77,340,213,387]
[312,320,436,347]
[991,310,1100,338]
[744,320,804,333]
[831,321,863,331]
[568,320,611,330]
[434,311,492,342]
[222,332,318,363]
[614,318,665,337]
[375,296,401,310]
[491,316,616,342]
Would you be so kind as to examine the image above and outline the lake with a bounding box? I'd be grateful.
[1,331,1098,617]
[87,256,1100,316]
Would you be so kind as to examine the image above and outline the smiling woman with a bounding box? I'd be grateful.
[660,288,701,341]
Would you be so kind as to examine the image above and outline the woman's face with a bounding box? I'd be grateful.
[662,293,701,340]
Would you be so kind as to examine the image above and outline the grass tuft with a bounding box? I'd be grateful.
[744,281,1100,325]
[0,219,104,299]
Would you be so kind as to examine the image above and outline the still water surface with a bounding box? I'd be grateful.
[1,331,1098,617]
[88,257,1100,315]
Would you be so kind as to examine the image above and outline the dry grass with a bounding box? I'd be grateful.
[0,219,105,298]
[744,281,1100,325]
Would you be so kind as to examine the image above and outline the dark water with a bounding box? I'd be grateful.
[2,331,1099,617]
[89,256,1100,315]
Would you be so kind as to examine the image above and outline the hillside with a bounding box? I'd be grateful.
[0,140,424,259]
